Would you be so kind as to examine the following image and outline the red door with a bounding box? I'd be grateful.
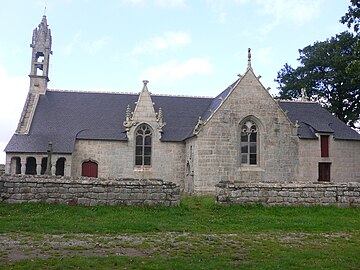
[82,161,98,178]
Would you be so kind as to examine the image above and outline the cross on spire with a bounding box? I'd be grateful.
[247,48,252,70]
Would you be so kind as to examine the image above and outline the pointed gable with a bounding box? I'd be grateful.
[132,80,157,123]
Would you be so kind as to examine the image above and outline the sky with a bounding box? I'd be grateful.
[0,0,351,164]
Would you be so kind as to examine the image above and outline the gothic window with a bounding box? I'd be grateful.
[135,124,152,166]
[240,120,258,165]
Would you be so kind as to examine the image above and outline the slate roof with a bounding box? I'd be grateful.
[5,88,360,154]
[278,101,360,140]
[5,90,213,153]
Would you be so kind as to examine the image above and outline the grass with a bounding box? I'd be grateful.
[0,196,360,269]
[1,196,360,234]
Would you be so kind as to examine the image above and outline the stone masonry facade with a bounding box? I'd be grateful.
[0,175,180,207]
[5,16,360,195]
[216,181,360,207]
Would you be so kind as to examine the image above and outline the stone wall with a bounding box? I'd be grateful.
[71,139,185,189]
[0,175,180,206]
[216,181,360,207]
[297,138,360,182]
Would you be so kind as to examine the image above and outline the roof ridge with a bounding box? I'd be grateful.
[48,89,138,95]
[151,93,213,98]
[47,89,213,98]
[278,99,318,104]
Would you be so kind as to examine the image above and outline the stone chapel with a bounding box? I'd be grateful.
[4,16,360,193]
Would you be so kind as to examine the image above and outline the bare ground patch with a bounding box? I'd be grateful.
[0,232,356,264]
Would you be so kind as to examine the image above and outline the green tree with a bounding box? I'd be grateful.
[340,0,360,34]
[341,0,360,94]
[275,32,359,127]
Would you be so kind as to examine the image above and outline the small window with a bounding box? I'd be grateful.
[135,124,152,166]
[240,121,257,165]
[320,135,329,157]
[318,162,331,181]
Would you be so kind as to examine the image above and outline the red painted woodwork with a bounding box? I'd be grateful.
[82,161,98,178]
[318,162,331,181]
[320,135,329,157]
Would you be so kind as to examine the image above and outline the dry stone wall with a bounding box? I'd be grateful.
[0,175,180,206]
[216,181,360,207]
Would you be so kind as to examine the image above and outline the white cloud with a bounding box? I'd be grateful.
[256,0,323,33]
[207,0,250,23]
[62,33,109,55]
[132,32,191,54]
[141,58,213,83]
[0,65,28,164]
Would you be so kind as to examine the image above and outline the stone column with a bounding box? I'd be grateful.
[64,157,71,177]
[36,156,42,175]
[45,142,53,175]
[21,162,26,175]
[5,158,11,174]
[51,164,56,176]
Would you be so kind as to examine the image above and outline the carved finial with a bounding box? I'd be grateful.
[142,80,149,92]
[156,107,166,133]
[301,88,308,101]
[125,104,132,122]
[123,104,136,132]
[247,48,252,70]
[193,116,204,135]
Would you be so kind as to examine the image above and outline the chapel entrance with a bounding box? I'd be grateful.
[82,161,98,178]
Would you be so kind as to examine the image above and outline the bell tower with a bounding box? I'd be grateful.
[29,15,52,94]
[16,16,52,134]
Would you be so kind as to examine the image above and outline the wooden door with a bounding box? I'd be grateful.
[318,162,331,181]
[82,161,98,178]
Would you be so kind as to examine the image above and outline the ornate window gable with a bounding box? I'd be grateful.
[135,124,152,166]
[240,119,258,165]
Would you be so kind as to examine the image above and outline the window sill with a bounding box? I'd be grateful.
[239,166,264,172]
[134,166,152,172]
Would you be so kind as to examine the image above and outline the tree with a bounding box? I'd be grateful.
[341,0,360,92]
[276,32,360,128]
[340,0,360,34]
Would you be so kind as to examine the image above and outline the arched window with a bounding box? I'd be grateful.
[135,124,152,166]
[25,157,37,175]
[10,157,21,174]
[82,161,98,178]
[240,120,258,165]
[56,158,66,176]
[41,157,47,175]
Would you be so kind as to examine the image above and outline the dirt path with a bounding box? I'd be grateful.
[0,231,353,264]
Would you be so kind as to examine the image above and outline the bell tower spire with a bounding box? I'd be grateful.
[16,16,52,134]
[29,15,52,94]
